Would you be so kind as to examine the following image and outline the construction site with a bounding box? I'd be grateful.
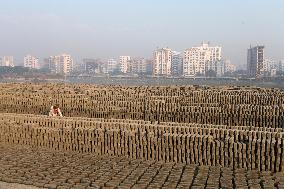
[0,83,283,189]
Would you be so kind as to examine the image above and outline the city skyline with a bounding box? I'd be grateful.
[0,43,282,71]
[0,0,283,67]
[0,42,282,70]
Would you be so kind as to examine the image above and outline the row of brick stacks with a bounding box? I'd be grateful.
[0,113,283,173]
[0,84,284,127]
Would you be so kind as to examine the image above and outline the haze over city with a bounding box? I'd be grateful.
[0,0,283,67]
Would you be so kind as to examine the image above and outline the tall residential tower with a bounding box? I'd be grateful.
[247,45,265,78]
[153,48,172,76]
[183,42,222,77]
[119,56,131,73]
[48,54,73,74]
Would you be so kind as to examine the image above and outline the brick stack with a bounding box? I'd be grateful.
[1,145,283,189]
[0,113,283,172]
[0,83,283,128]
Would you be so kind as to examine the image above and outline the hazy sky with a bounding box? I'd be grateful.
[0,0,283,67]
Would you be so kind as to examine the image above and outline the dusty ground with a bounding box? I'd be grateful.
[0,144,283,189]
[0,181,41,189]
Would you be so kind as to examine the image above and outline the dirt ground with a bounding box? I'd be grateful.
[0,181,41,189]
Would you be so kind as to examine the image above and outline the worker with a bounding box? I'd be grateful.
[49,105,63,117]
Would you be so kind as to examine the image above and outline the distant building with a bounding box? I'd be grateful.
[101,61,108,74]
[271,69,277,77]
[24,55,39,69]
[72,60,85,73]
[107,59,118,73]
[216,60,225,77]
[153,48,172,76]
[83,59,101,74]
[1,56,14,67]
[42,58,50,70]
[263,59,277,76]
[145,59,153,75]
[183,42,222,77]
[171,52,183,76]
[224,60,236,73]
[279,61,284,72]
[129,58,152,75]
[119,56,131,73]
[48,54,73,74]
[247,45,264,78]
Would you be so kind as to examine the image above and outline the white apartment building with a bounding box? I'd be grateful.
[224,59,236,73]
[119,56,131,73]
[263,59,277,73]
[129,58,151,74]
[24,55,39,69]
[183,42,222,77]
[1,56,14,67]
[153,48,172,75]
[48,54,73,74]
[171,51,183,76]
[107,59,118,73]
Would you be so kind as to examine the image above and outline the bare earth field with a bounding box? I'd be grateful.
[0,181,41,189]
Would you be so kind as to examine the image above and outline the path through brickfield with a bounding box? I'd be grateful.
[0,144,283,189]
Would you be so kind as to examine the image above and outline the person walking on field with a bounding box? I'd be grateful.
[49,105,63,117]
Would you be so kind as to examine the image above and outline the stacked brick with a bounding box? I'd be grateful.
[1,145,283,189]
[0,113,283,173]
[0,83,284,127]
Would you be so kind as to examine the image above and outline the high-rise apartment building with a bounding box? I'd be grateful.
[247,45,264,78]
[107,59,118,73]
[171,52,183,76]
[183,42,222,77]
[48,54,73,74]
[24,55,39,69]
[119,56,131,73]
[153,48,172,75]
[1,56,14,67]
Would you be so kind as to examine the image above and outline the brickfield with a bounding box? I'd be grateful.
[0,145,283,189]
[0,83,284,127]
[0,83,284,188]
[0,113,283,173]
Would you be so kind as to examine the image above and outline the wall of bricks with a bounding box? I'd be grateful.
[0,83,284,127]
[0,113,283,173]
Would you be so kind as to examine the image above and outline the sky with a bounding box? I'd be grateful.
[0,0,283,68]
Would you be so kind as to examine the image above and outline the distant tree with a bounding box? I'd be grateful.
[38,67,51,73]
[0,66,60,78]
